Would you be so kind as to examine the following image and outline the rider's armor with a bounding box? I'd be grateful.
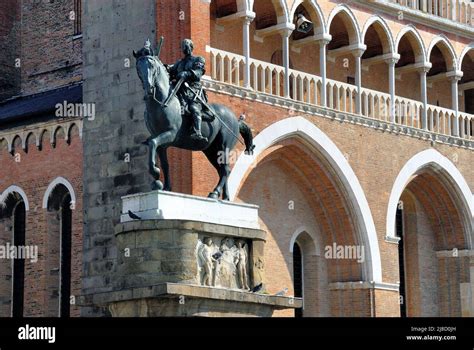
[167,55,208,141]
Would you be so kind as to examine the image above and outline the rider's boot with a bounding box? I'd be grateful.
[191,113,208,142]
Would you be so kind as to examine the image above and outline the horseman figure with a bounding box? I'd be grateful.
[165,39,209,142]
[133,38,255,200]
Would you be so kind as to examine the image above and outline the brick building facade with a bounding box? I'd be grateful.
[0,0,83,316]
[1,0,473,317]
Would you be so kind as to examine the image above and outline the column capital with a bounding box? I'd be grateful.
[315,33,332,46]
[447,70,464,82]
[278,23,295,38]
[351,44,367,58]
[384,53,401,65]
[242,11,256,24]
[418,62,432,74]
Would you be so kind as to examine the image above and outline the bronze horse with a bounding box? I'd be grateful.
[133,44,254,200]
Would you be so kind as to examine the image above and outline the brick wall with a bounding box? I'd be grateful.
[0,0,21,101]
[19,0,82,95]
[0,129,83,317]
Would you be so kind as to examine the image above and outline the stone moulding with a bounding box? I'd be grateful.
[81,283,302,317]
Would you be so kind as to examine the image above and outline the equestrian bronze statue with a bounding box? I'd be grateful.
[133,38,255,200]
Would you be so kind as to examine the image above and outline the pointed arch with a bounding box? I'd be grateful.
[458,42,474,70]
[326,4,361,45]
[361,15,395,54]
[395,25,427,63]
[386,149,474,247]
[0,185,29,211]
[289,0,326,34]
[42,177,76,209]
[228,116,382,283]
[426,35,458,71]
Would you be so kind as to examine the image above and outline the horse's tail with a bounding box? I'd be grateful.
[238,120,255,155]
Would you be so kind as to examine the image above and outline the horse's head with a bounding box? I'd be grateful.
[133,43,168,100]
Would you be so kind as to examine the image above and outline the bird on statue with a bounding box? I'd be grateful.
[128,210,142,220]
[251,283,263,293]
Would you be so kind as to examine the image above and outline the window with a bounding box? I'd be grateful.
[293,242,303,318]
[396,206,406,317]
[74,0,82,35]
[12,201,26,317]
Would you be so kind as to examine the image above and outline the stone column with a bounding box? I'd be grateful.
[318,38,331,107]
[281,28,292,98]
[242,13,255,89]
[419,65,430,130]
[448,70,463,137]
[385,54,400,123]
[353,48,365,115]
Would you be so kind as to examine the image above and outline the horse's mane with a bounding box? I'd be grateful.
[137,53,169,79]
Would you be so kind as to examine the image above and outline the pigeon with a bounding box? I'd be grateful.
[212,251,222,260]
[251,283,263,293]
[275,288,288,296]
[128,210,142,220]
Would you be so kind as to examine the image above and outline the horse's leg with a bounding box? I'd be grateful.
[148,131,176,191]
[219,163,231,200]
[203,147,223,199]
[158,146,171,191]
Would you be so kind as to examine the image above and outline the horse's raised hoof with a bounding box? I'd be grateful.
[208,191,219,199]
[151,180,164,191]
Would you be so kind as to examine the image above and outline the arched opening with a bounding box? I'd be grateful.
[361,19,393,93]
[286,1,326,103]
[45,184,73,317]
[394,168,471,316]
[459,47,473,134]
[12,201,25,317]
[236,136,371,316]
[0,190,27,317]
[427,39,457,110]
[395,29,425,105]
[326,8,361,113]
[292,241,303,318]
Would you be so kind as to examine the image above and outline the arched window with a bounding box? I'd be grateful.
[396,205,406,317]
[293,242,303,318]
[12,200,26,317]
[45,184,73,317]
[0,190,27,317]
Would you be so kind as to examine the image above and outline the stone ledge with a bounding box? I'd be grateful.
[329,281,400,292]
[79,282,302,310]
[115,219,266,241]
[120,190,261,230]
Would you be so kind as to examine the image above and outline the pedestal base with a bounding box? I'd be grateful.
[83,283,301,317]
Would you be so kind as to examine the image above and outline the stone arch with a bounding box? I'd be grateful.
[228,116,382,283]
[289,0,326,35]
[249,0,290,24]
[53,125,66,144]
[426,35,458,71]
[361,15,395,54]
[289,226,321,256]
[459,42,474,71]
[0,185,30,211]
[386,149,473,248]
[326,4,361,45]
[42,177,76,209]
[395,25,427,63]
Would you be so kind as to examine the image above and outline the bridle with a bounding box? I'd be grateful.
[138,55,164,105]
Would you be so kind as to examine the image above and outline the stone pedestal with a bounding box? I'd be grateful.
[80,191,301,317]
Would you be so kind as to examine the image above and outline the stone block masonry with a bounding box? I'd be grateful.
[82,0,156,316]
